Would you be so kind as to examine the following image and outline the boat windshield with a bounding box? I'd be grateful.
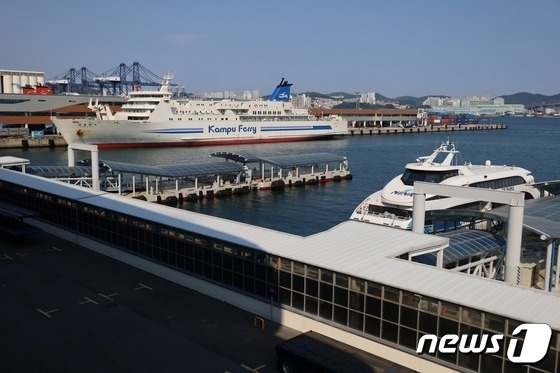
[368,204,411,220]
[401,169,459,186]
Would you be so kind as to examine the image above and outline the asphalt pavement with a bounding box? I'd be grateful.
[0,230,299,373]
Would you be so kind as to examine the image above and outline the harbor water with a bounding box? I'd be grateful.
[3,117,560,236]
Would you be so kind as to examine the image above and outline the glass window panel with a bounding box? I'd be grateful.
[279,287,291,306]
[321,269,333,284]
[462,307,482,327]
[233,257,243,273]
[383,301,399,323]
[419,312,438,334]
[305,297,318,316]
[306,265,319,280]
[243,276,254,293]
[348,310,363,332]
[484,313,505,333]
[319,301,332,320]
[335,273,348,288]
[400,306,418,329]
[333,305,347,326]
[255,280,267,298]
[223,269,232,286]
[279,271,291,288]
[306,278,318,298]
[439,317,459,336]
[437,345,457,365]
[366,282,382,297]
[255,251,267,264]
[269,256,279,269]
[384,286,400,303]
[401,291,421,308]
[365,296,381,317]
[233,272,243,289]
[349,277,365,293]
[255,263,266,280]
[365,316,380,337]
[244,260,254,277]
[334,287,348,308]
[382,321,398,343]
[223,254,232,270]
[293,274,304,293]
[213,267,222,282]
[530,348,556,373]
[480,353,504,373]
[292,292,304,311]
[458,345,480,371]
[349,291,364,312]
[320,283,333,302]
[293,261,305,276]
[503,359,528,373]
[279,258,291,272]
[418,296,439,315]
[399,326,417,349]
[440,301,460,320]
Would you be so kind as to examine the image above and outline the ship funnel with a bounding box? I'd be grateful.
[269,78,293,102]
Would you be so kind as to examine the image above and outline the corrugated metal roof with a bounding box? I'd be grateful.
[210,151,347,167]
[414,230,506,266]
[102,160,243,178]
[491,195,560,238]
[3,168,560,329]
[26,165,93,178]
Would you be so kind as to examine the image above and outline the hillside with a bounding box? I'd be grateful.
[303,91,560,108]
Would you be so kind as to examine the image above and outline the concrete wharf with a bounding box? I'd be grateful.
[348,122,507,136]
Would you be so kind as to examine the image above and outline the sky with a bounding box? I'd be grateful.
[2,0,559,98]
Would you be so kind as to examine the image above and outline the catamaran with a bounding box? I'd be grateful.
[349,139,540,230]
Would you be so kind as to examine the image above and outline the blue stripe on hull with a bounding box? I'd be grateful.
[143,128,204,134]
[261,125,332,132]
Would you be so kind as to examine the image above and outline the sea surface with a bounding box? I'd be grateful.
[3,116,559,236]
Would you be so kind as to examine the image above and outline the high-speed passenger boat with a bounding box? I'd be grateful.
[349,139,540,230]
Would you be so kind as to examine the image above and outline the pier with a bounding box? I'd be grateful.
[15,149,352,206]
[347,122,507,136]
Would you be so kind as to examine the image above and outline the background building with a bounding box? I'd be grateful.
[0,69,45,94]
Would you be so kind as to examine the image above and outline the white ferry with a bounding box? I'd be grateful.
[350,139,540,230]
[51,76,348,148]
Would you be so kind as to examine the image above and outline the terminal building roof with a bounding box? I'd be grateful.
[2,168,560,330]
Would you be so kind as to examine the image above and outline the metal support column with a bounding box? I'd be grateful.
[412,190,426,234]
[504,204,524,285]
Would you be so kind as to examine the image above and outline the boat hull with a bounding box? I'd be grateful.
[52,119,347,148]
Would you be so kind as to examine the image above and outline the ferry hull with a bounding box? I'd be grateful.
[52,119,347,149]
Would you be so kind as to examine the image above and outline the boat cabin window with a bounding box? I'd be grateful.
[470,176,527,190]
[401,169,459,186]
